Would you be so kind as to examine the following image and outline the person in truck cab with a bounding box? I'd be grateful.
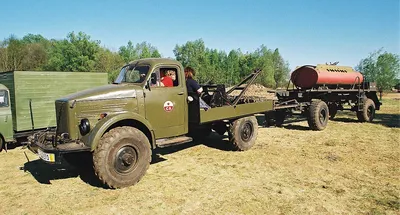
[161,70,175,87]
[184,67,203,94]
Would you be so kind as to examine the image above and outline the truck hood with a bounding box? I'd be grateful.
[57,84,140,102]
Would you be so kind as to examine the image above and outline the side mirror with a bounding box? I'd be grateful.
[145,80,151,91]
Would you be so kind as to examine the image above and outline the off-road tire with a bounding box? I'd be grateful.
[357,98,375,122]
[0,137,3,152]
[229,116,258,151]
[307,100,329,131]
[93,126,151,189]
[328,103,338,120]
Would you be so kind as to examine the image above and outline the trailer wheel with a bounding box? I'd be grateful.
[93,126,151,189]
[357,99,375,122]
[328,103,338,120]
[307,100,329,131]
[229,116,258,151]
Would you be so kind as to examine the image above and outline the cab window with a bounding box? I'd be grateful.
[149,67,179,87]
[0,90,9,107]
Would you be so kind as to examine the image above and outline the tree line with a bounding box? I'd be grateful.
[0,32,290,88]
[0,31,398,91]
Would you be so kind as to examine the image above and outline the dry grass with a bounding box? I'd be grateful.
[0,94,399,215]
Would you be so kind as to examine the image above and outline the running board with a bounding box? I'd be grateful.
[156,136,193,148]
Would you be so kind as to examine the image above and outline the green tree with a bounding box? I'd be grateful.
[95,48,124,82]
[356,49,400,99]
[118,41,161,63]
[45,31,101,72]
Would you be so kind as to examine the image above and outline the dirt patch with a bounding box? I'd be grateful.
[227,83,277,100]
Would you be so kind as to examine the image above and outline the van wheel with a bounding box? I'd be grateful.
[229,116,258,151]
[357,99,375,122]
[0,138,3,152]
[307,100,329,131]
[93,126,151,189]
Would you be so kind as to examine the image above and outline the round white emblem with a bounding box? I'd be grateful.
[163,101,174,112]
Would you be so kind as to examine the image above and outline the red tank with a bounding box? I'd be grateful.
[290,64,364,89]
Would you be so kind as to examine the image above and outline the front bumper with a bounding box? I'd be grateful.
[28,131,90,164]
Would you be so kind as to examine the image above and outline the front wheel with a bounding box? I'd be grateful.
[93,126,151,189]
[307,100,329,131]
[357,98,375,122]
[229,116,258,151]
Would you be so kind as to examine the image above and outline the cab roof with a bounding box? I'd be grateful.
[128,58,182,68]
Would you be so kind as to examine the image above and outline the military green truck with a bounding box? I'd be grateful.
[0,71,108,152]
[29,58,276,189]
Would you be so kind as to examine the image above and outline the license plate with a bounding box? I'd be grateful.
[37,149,55,163]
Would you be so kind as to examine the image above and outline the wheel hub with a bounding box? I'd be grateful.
[115,146,138,173]
[241,122,254,142]
[319,109,327,124]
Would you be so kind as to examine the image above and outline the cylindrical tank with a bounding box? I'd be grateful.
[290,64,364,89]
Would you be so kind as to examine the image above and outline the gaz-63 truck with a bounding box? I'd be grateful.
[0,71,108,152]
[29,58,278,189]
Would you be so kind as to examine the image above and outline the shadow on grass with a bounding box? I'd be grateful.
[153,132,235,162]
[22,158,107,188]
[256,114,311,130]
[332,112,400,128]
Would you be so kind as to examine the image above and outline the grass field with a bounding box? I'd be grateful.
[0,94,399,215]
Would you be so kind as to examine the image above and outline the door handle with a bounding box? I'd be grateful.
[178,92,184,95]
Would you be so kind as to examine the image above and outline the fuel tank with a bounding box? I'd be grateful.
[290,64,364,89]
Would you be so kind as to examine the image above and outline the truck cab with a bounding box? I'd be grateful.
[0,84,13,151]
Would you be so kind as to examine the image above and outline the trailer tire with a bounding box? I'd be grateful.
[229,116,258,151]
[307,100,329,131]
[328,103,338,120]
[357,98,375,122]
[93,126,151,189]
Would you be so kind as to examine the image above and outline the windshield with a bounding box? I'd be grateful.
[114,65,150,84]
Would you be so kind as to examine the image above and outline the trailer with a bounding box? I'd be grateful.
[269,64,381,130]
[0,71,108,151]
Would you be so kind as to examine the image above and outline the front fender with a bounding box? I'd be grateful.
[81,112,155,151]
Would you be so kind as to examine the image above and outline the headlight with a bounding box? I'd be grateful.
[79,118,90,136]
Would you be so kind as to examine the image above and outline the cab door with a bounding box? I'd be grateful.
[144,65,187,138]
[0,89,14,142]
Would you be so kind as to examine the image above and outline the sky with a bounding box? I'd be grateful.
[0,0,399,70]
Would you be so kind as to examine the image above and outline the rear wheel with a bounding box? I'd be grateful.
[229,116,258,151]
[93,126,151,189]
[357,99,375,122]
[307,100,329,131]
